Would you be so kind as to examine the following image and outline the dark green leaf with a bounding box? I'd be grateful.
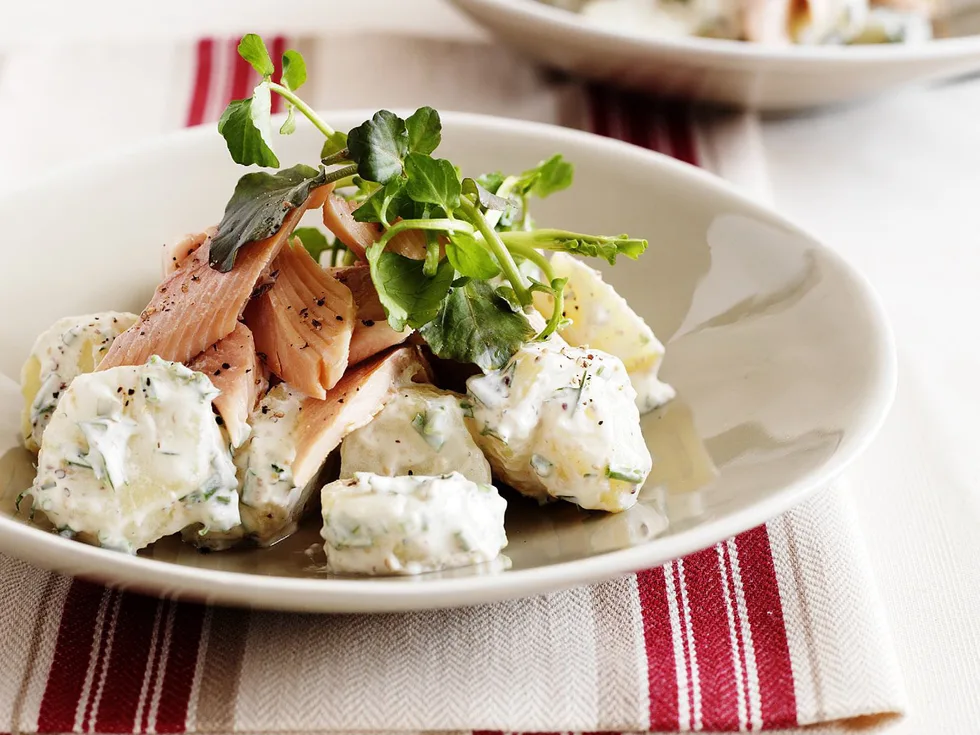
[501,229,647,264]
[405,107,442,155]
[368,249,455,331]
[238,34,275,78]
[352,190,385,224]
[217,94,280,168]
[462,178,509,211]
[405,153,460,214]
[293,227,330,260]
[445,232,500,280]
[210,164,325,272]
[494,285,523,312]
[281,49,307,90]
[353,177,410,225]
[320,131,349,160]
[347,110,408,184]
[420,280,534,371]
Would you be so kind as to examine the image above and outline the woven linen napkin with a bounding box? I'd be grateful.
[0,34,905,734]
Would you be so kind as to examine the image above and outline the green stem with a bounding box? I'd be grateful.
[269,83,336,138]
[321,148,350,166]
[329,240,345,267]
[423,232,441,277]
[495,175,520,200]
[459,199,531,306]
[321,164,358,186]
[505,240,551,279]
[329,175,356,190]
[370,218,474,258]
[506,242,565,340]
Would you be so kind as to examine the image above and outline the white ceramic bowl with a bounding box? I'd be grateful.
[451,0,980,110]
[0,111,896,612]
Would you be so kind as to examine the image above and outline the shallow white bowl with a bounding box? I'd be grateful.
[0,111,895,612]
[451,0,980,110]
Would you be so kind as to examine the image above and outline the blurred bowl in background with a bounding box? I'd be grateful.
[450,0,980,110]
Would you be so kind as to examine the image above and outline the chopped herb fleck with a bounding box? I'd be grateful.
[606,466,645,484]
[530,454,554,477]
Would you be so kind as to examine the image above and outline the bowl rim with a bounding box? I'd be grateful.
[451,0,980,65]
[0,110,898,612]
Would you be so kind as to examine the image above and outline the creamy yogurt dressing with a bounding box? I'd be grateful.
[550,0,927,43]
[578,0,740,39]
[848,6,931,42]
[340,385,492,484]
[535,253,674,414]
[320,472,508,575]
[234,383,319,544]
[792,0,869,44]
[20,312,138,452]
[29,357,239,553]
[466,340,652,512]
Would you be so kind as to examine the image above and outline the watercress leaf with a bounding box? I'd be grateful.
[320,131,349,160]
[530,154,574,198]
[405,153,461,213]
[352,190,385,224]
[511,154,574,198]
[367,249,455,331]
[445,232,501,280]
[210,164,325,272]
[238,34,275,78]
[281,49,307,91]
[477,171,506,194]
[344,175,381,203]
[293,227,330,261]
[494,285,523,312]
[347,110,408,183]
[217,90,280,168]
[420,280,533,371]
[494,198,525,232]
[405,107,442,155]
[279,106,296,135]
[501,228,647,264]
[353,177,409,225]
[462,177,509,211]
[423,235,441,277]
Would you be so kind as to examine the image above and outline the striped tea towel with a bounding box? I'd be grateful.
[0,34,905,734]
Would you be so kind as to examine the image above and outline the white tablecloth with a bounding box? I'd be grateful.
[2,2,979,732]
[761,84,980,732]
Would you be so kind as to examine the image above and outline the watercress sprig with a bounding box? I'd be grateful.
[212,34,650,369]
[218,34,346,167]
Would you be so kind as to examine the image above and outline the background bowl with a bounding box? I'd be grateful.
[0,111,895,611]
[450,0,980,110]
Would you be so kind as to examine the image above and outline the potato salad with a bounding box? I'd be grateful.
[321,472,507,575]
[467,341,652,512]
[21,312,138,452]
[542,0,935,45]
[340,384,492,484]
[30,358,240,553]
[15,35,675,577]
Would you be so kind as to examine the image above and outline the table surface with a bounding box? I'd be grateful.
[2,2,980,733]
